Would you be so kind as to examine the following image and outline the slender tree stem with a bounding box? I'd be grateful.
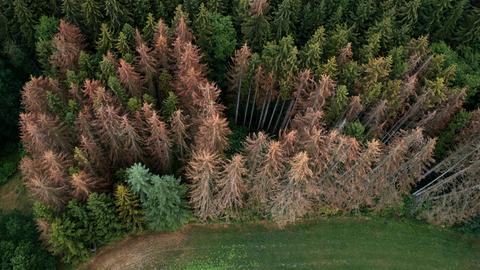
[274,100,286,134]
[267,97,280,131]
[249,86,258,129]
[235,75,243,124]
[243,78,253,126]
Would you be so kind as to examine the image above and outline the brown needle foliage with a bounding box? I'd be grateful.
[94,105,127,166]
[250,141,287,211]
[153,19,169,68]
[250,0,269,15]
[187,149,223,221]
[136,36,158,93]
[194,112,231,154]
[243,132,269,179]
[174,42,208,111]
[50,20,85,72]
[71,170,108,201]
[118,59,144,97]
[307,74,336,111]
[22,77,61,114]
[271,152,317,227]
[216,154,248,219]
[193,82,226,117]
[142,103,172,172]
[415,110,480,225]
[20,113,71,156]
[169,109,190,160]
[21,155,70,208]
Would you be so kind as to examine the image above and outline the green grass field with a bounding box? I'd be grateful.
[155,217,479,270]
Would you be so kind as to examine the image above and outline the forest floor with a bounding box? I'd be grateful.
[0,172,31,212]
[84,216,479,270]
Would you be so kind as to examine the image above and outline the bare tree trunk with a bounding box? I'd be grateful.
[267,97,280,131]
[243,79,253,126]
[257,99,267,130]
[382,95,427,143]
[261,101,271,130]
[413,145,480,196]
[280,99,295,132]
[249,86,259,129]
[235,76,243,124]
[274,100,287,134]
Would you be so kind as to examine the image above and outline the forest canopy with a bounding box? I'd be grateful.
[0,0,479,265]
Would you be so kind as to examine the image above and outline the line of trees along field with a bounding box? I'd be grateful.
[0,0,479,266]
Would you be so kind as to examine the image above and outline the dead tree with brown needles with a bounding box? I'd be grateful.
[187,149,223,221]
[271,152,317,227]
[50,20,85,72]
[216,154,248,219]
[250,141,287,213]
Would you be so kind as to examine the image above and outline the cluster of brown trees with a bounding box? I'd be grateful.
[187,111,436,226]
[20,19,188,208]
[20,15,476,227]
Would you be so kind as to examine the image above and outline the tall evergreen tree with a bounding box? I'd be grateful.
[114,184,144,231]
[241,0,271,52]
[96,23,114,54]
[81,0,102,33]
[62,0,82,25]
[104,0,129,31]
[272,0,301,40]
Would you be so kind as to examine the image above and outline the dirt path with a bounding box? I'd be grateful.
[82,230,186,270]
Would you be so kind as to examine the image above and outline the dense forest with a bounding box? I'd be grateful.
[0,0,479,267]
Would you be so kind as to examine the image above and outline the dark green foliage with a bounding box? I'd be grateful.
[0,211,57,269]
[434,109,471,158]
[261,35,298,97]
[430,42,480,109]
[162,91,179,119]
[126,163,191,231]
[104,0,129,31]
[13,0,35,44]
[457,215,480,234]
[0,58,23,145]
[343,120,366,141]
[35,16,58,73]
[78,51,96,80]
[194,5,237,84]
[143,175,190,231]
[301,26,325,76]
[96,23,114,54]
[324,24,350,58]
[86,193,124,244]
[126,163,153,200]
[108,75,128,104]
[226,124,248,158]
[241,1,271,52]
[81,0,102,33]
[36,193,124,264]
[326,85,349,124]
[130,0,150,26]
[0,143,22,185]
[62,0,82,25]
[127,97,142,112]
[142,13,156,42]
[273,0,301,39]
[114,184,144,232]
[46,91,79,126]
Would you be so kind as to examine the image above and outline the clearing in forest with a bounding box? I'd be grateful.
[85,217,479,270]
